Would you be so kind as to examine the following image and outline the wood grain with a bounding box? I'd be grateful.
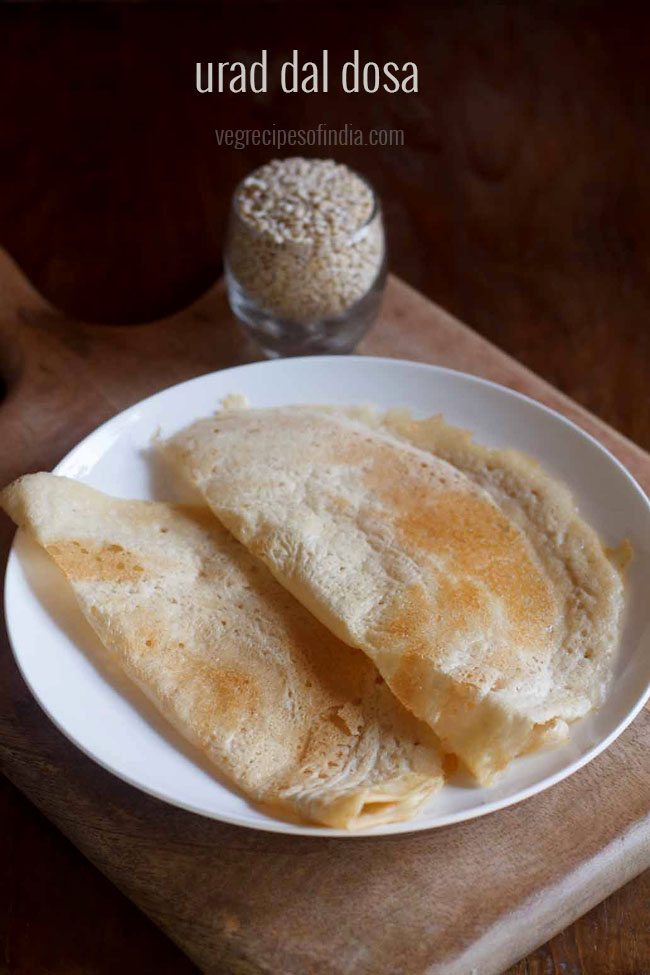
[0,248,648,975]
[0,780,197,975]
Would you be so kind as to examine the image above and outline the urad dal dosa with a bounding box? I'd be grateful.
[162,404,624,785]
[0,473,444,829]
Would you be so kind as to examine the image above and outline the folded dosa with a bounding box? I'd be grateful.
[1,473,443,828]
[162,405,624,784]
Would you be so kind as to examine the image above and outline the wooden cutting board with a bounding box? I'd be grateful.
[0,247,648,975]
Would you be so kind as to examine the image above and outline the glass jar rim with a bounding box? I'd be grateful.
[229,161,382,245]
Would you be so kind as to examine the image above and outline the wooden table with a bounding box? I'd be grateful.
[1,3,649,973]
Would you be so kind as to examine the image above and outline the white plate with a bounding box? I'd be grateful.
[5,357,650,837]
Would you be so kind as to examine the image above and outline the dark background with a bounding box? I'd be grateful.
[1,2,649,973]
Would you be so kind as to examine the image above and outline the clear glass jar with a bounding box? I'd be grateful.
[224,160,387,358]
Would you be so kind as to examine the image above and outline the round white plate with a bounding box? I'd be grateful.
[5,357,650,837]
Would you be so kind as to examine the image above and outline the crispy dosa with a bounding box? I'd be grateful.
[1,473,443,828]
[162,405,624,784]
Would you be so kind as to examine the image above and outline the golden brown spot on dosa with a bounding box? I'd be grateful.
[185,663,260,740]
[46,541,146,583]
[377,584,430,644]
[394,491,554,640]
[348,438,556,647]
[383,575,506,681]
[319,424,557,679]
[436,577,485,631]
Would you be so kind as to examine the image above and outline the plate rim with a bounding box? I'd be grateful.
[4,354,650,838]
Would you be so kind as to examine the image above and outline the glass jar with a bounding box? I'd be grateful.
[224,158,387,358]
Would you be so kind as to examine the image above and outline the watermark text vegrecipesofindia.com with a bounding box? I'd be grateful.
[215,125,405,150]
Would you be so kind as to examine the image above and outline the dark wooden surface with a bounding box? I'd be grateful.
[0,2,649,973]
